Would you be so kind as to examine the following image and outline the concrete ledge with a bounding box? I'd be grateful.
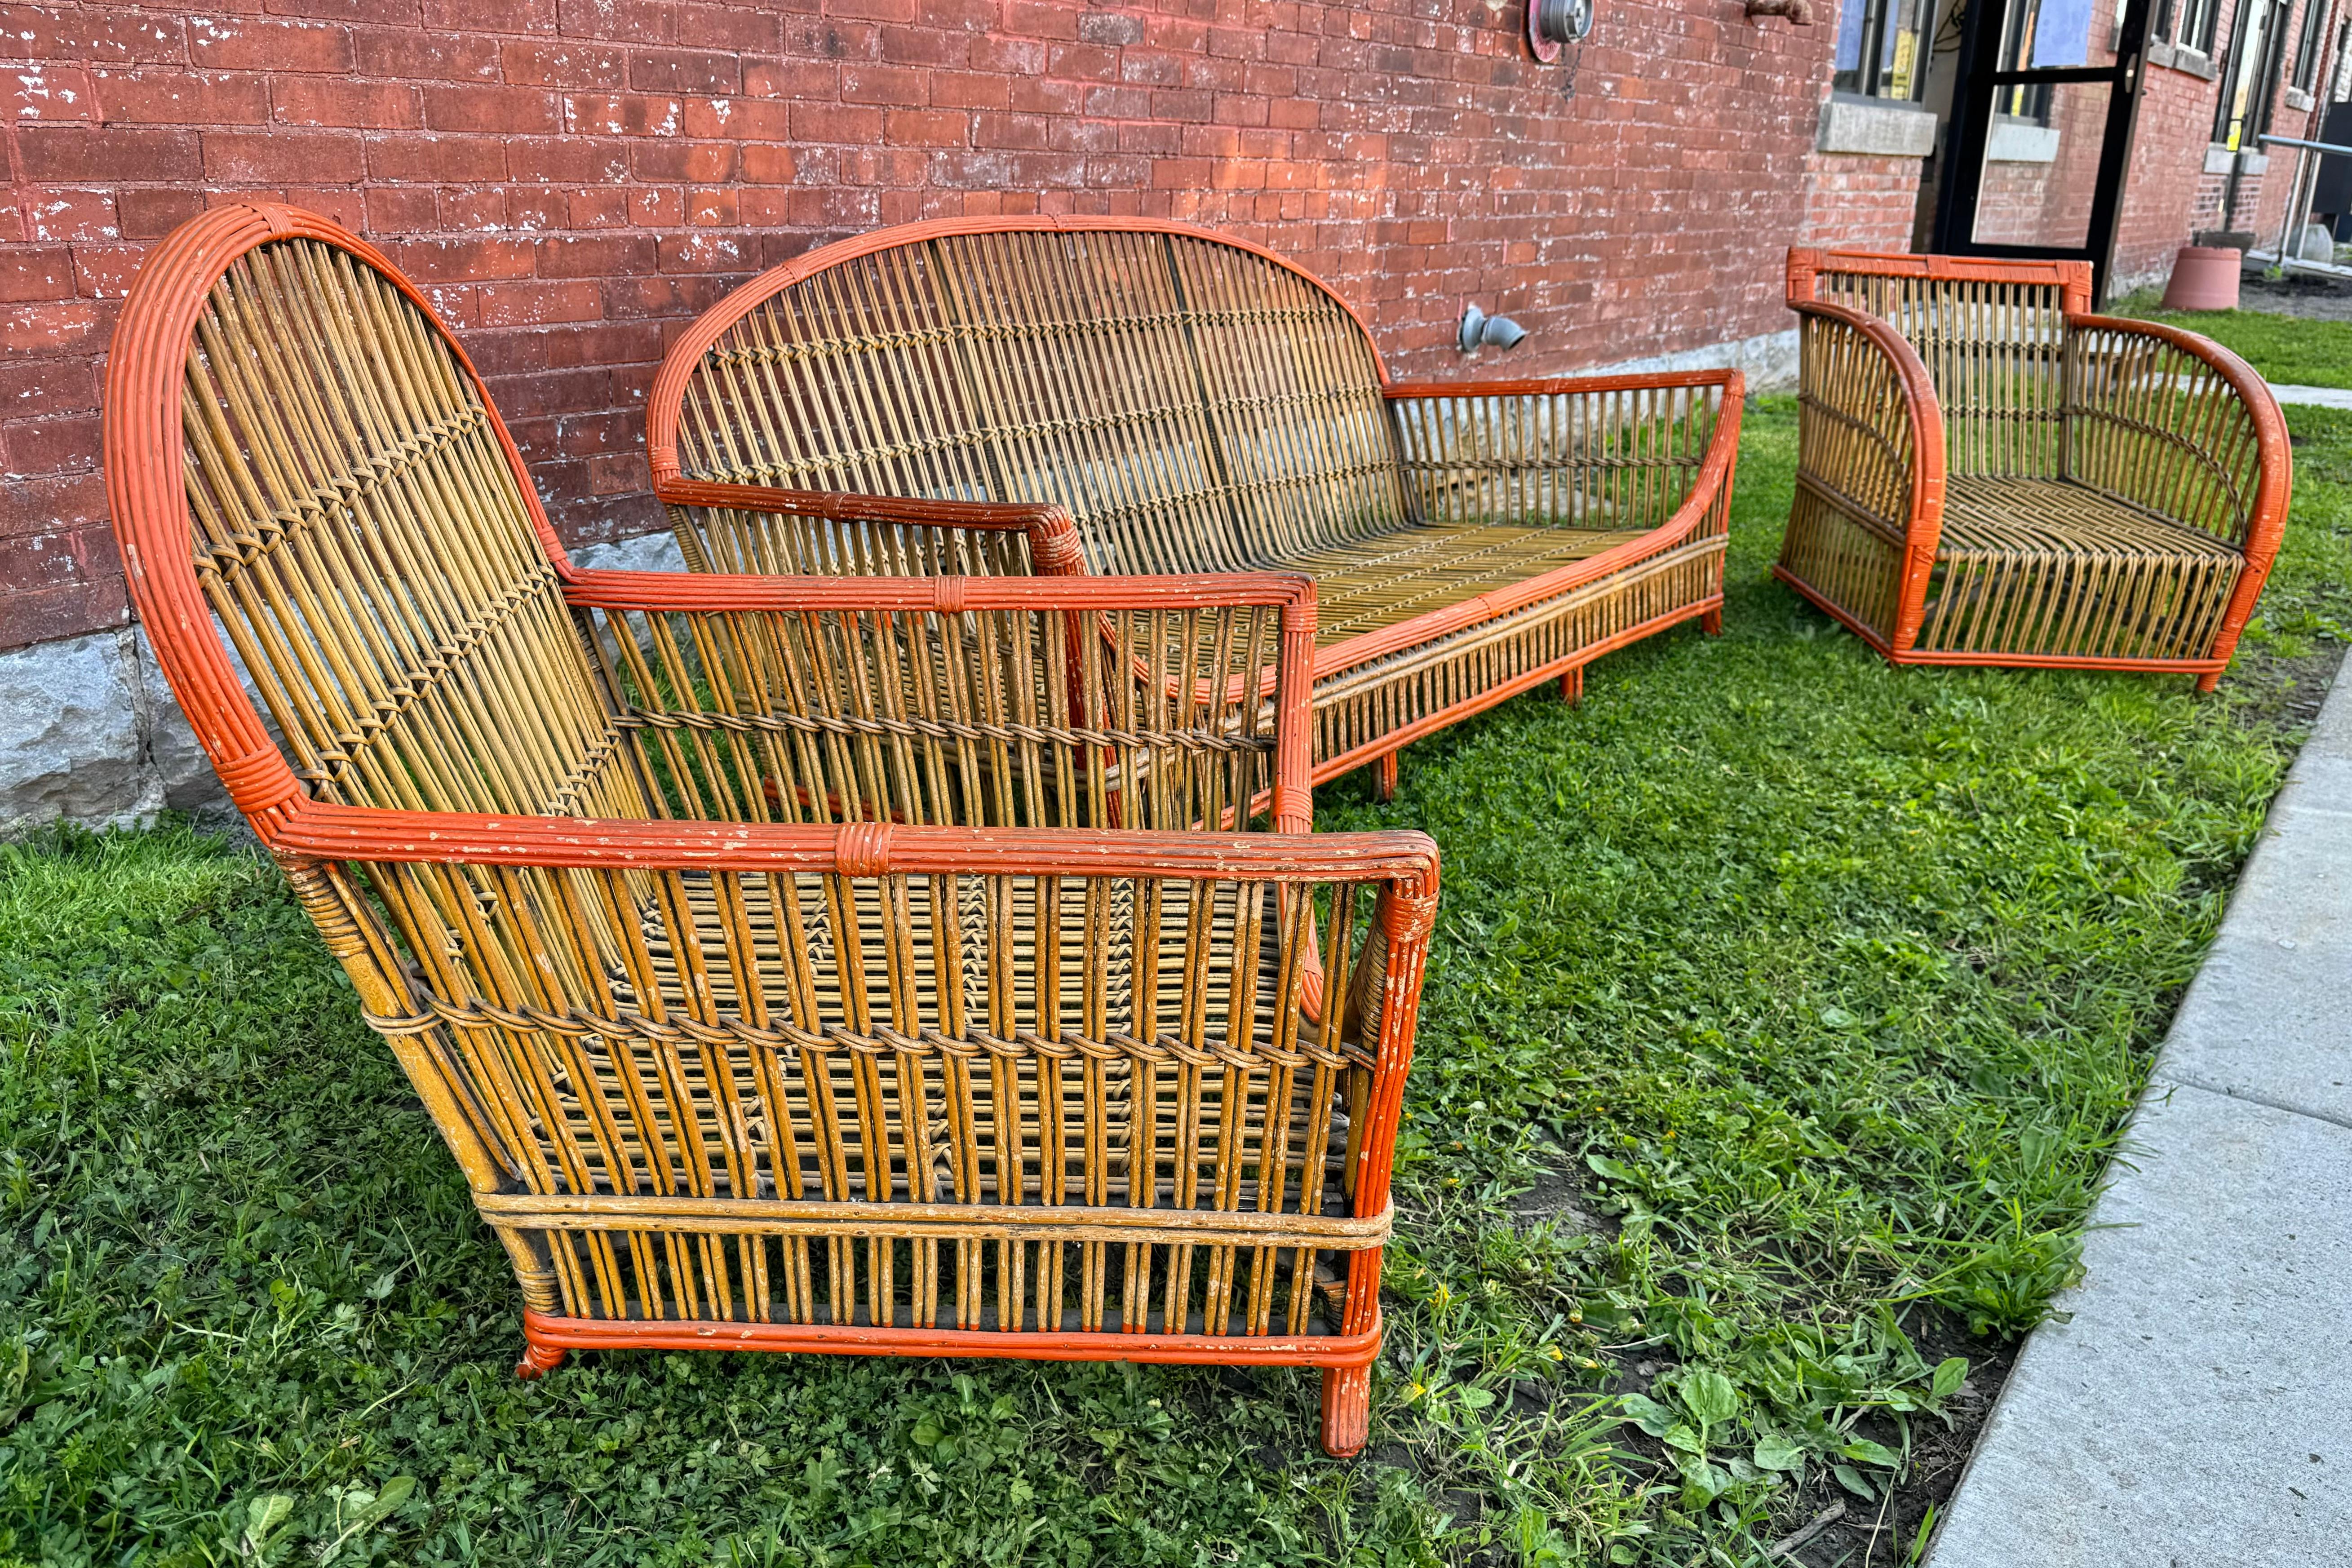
[1986,119,2060,164]
[0,530,689,833]
[1816,96,1938,158]
[2206,144,2270,175]
[1583,326,1799,392]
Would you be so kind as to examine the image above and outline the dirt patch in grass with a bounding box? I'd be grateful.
[1777,1312,2020,1566]
[2237,268,2352,322]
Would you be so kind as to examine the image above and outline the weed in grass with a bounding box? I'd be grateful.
[3,393,2343,1566]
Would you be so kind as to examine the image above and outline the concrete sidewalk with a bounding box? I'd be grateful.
[1927,666,2352,1566]
[2267,382,2352,409]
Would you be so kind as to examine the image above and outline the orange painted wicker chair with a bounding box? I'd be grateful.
[645,217,1744,797]
[105,204,1441,1455]
[1780,249,2291,688]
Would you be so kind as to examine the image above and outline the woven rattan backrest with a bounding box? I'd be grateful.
[173,231,642,822]
[1795,252,2093,481]
[660,220,1410,574]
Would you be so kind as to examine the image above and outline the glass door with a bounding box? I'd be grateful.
[1932,0,2156,299]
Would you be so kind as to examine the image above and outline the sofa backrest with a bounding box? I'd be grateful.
[1789,249,2093,481]
[651,219,1414,575]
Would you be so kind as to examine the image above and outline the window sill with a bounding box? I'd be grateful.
[1815,96,1938,158]
[2150,41,2222,80]
[2205,144,2270,174]
[2285,86,2315,111]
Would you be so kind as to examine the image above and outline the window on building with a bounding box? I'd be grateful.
[2291,0,2330,91]
[2215,0,2294,147]
[1834,0,1933,100]
[2162,0,2224,56]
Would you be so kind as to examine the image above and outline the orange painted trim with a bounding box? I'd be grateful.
[654,476,1087,576]
[1381,368,1743,400]
[522,1308,1384,1368]
[1320,371,1742,680]
[1787,300,1949,655]
[267,803,1441,887]
[564,566,1315,617]
[644,215,1391,487]
[1787,247,2095,315]
[1773,564,2234,675]
[1309,595,1724,786]
[2064,312,2293,674]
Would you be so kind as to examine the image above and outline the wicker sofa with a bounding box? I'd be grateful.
[646,217,1744,795]
[1779,249,2290,688]
[105,204,1439,1456]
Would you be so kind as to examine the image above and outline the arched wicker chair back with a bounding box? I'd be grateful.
[1791,250,2093,481]
[114,208,1307,838]
[140,213,641,825]
[651,219,1412,576]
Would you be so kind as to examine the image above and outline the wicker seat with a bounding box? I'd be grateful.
[1777,249,2290,687]
[105,204,1441,1456]
[646,218,1744,796]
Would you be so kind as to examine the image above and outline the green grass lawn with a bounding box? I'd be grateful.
[5,390,2348,1568]
[2113,285,2352,389]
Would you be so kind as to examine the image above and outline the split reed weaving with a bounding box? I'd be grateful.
[105,204,1440,1455]
[646,217,1744,794]
[1780,248,2290,687]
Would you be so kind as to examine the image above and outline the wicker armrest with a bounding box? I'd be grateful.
[562,568,1320,836]
[654,476,1088,578]
[2061,314,2292,567]
[1382,369,1744,535]
[1789,300,1948,625]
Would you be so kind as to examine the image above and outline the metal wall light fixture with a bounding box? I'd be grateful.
[1527,0,1594,60]
[1457,304,1528,351]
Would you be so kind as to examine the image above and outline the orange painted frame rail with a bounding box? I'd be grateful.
[646,217,1743,797]
[104,203,1440,1456]
[1779,248,2291,689]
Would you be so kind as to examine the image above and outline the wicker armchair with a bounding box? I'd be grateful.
[1780,250,2291,688]
[105,204,1440,1456]
[645,218,1744,797]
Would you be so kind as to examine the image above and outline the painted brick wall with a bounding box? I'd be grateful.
[0,0,1884,656]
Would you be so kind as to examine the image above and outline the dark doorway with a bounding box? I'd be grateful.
[1931,0,2156,300]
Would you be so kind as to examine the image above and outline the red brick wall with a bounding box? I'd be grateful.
[0,1,1923,654]
[2118,0,2336,289]
[1796,150,1928,250]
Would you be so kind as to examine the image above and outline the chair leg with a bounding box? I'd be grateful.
[1373,752,1398,802]
[1702,607,1723,636]
[2197,670,2221,694]
[516,1338,567,1380]
[1559,666,1583,706]
[1320,1365,1371,1457]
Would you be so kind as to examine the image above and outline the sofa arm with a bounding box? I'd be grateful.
[1785,301,1948,651]
[2062,315,2292,569]
[1383,370,1742,533]
[656,476,1088,579]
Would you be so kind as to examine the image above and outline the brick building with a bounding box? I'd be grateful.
[0,0,2339,822]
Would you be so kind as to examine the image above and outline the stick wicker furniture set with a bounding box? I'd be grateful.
[103,204,2290,1458]
[1781,249,2290,687]
[643,216,1748,799]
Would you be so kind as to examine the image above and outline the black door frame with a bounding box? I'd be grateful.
[1931,0,2156,301]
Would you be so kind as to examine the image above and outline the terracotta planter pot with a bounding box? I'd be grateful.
[2162,246,2242,311]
